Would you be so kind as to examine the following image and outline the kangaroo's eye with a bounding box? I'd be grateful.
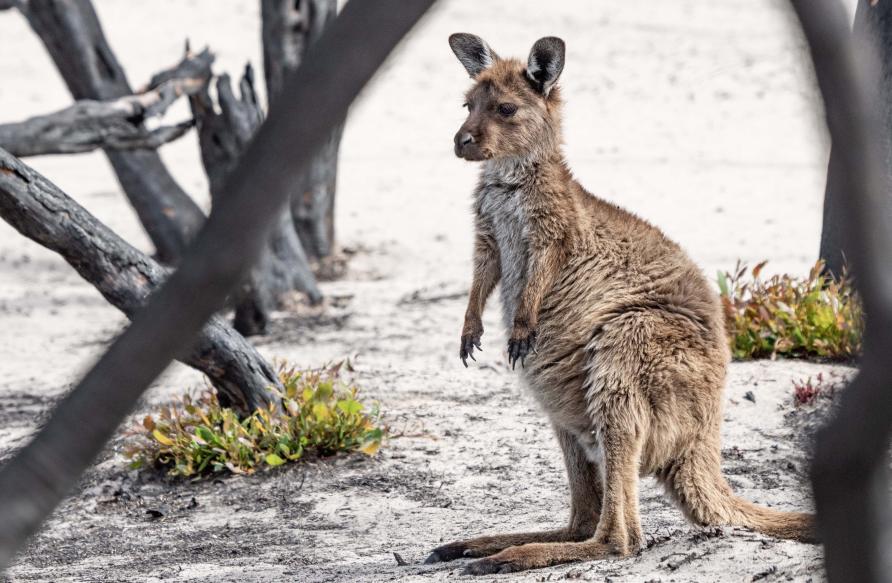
[498,103,518,117]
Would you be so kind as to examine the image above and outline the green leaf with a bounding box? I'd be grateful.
[313,402,332,422]
[265,453,286,467]
[316,381,334,401]
[195,426,216,444]
[336,399,362,415]
[717,271,729,297]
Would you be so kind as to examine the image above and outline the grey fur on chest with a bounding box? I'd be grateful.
[476,163,534,328]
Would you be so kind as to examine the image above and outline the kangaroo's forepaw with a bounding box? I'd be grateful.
[507,329,536,369]
[459,334,483,368]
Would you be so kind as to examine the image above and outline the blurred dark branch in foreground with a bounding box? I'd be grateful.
[0,0,435,571]
[18,0,207,263]
[791,1,892,582]
[0,149,282,413]
[819,0,892,277]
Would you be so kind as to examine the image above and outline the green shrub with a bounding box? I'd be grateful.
[717,260,862,360]
[124,362,384,478]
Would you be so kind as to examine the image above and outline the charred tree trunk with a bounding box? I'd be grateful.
[0,148,281,414]
[190,64,321,335]
[819,0,892,277]
[261,0,344,265]
[18,0,206,264]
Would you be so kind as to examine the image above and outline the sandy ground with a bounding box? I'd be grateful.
[0,0,860,581]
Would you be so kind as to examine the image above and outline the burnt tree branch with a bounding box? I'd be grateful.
[191,64,321,335]
[0,78,201,157]
[18,0,207,264]
[0,148,281,414]
[146,45,215,91]
[791,1,892,582]
[0,2,435,568]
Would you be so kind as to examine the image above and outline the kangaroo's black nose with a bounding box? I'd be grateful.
[456,132,475,147]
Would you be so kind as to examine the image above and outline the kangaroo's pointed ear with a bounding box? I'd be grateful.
[449,33,498,78]
[526,37,565,96]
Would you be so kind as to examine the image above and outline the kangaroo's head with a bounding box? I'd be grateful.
[449,33,565,162]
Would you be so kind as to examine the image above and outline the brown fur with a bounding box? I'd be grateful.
[430,34,816,575]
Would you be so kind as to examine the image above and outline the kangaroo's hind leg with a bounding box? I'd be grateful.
[425,425,602,564]
[462,313,664,575]
[462,409,646,575]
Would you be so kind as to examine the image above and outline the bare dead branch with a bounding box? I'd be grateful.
[191,68,265,196]
[0,149,281,413]
[146,45,215,93]
[0,0,435,569]
[0,79,201,157]
[0,45,215,158]
[790,1,892,582]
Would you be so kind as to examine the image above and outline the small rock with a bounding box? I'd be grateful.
[145,505,169,519]
[743,391,756,403]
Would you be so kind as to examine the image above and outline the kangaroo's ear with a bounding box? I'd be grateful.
[526,37,565,96]
[449,33,498,78]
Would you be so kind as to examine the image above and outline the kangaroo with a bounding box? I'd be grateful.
[424,34,816,575]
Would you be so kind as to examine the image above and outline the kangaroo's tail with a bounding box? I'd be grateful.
[660,445,817,543]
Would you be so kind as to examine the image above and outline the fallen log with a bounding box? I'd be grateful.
[0,148,281,413]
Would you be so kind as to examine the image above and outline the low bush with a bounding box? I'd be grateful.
[717,260,862,360]
[792,372,841,407]
[124,361,384,478]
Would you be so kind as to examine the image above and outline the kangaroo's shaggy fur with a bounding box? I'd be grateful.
[425,33,816,575]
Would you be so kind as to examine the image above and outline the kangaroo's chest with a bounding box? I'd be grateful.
[478,182,530,327]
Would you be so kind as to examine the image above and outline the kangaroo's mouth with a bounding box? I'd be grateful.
[455,143,489,161]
